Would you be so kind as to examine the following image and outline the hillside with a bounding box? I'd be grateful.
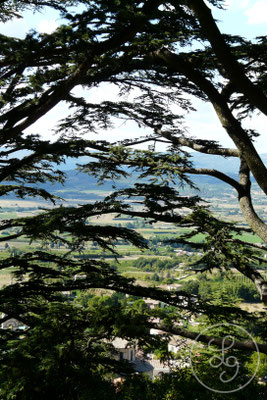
[2,153,266,200]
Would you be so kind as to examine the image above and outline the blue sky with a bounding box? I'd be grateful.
[0,1,266,153]
[213,0,267,38]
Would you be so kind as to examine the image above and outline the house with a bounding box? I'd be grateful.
[111,337,172,379]
[144,298,161,309]
[134,357,171,379]
[112,338,136,362]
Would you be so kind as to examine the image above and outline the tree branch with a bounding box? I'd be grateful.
[180,167,241,191]
[152,49,267,196]
[0,0,161,145]
[186,0,267,116]
[234,262,267,306]
[238,159,267,243]
[155,128,240,157]
[225,239,267,252]
[153,323,267,355]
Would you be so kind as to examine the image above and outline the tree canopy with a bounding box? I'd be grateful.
[0,0,266,398]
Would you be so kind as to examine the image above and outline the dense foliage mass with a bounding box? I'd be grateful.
[0,0,266,398]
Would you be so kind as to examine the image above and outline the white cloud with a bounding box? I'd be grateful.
[38,19,58,34]
[0,18,29,39]
[240,0,251,9]
[244,1,267,24]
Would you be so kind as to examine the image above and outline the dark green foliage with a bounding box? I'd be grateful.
[133,256,181,271]
[116,367,264,400]
[0,0,266,398]
[0,302,125,400]
[182,274,261,303]
[0,296,168,400]
[181,279,200,295]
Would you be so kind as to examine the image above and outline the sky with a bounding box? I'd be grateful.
[0,0,266,153]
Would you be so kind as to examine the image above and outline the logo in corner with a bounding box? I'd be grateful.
[190,323,260,393]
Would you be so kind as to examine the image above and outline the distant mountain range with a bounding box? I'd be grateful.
[190,152,267,175]
[36,152,266,195]
[2,152,266,198]
[60,152,267,174]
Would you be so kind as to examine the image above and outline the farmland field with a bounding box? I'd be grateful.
[0,179,266,294]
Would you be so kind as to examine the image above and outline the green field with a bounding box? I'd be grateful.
[0,189,265,289]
